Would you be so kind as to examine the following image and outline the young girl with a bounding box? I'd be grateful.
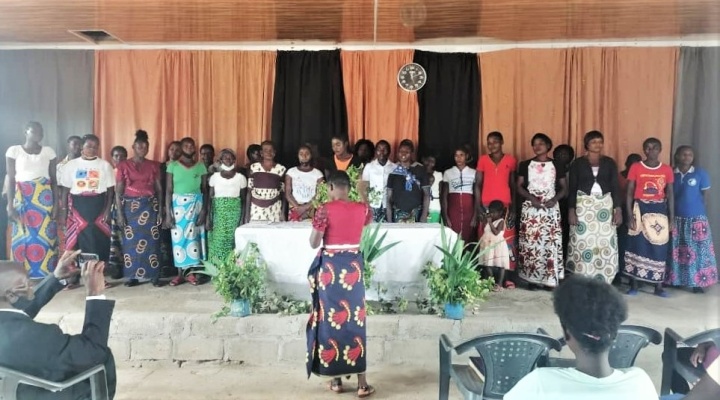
[423,155,443,223]
[667,145,716,293]
[246,141,286,222]
[285,145,324,221]
[207,149,247,262]
[478,200,511,291]
[623,137,674,297]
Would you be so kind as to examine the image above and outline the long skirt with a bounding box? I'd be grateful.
[66,194,111,262]
[623,200,670,283]
[170,193,206,269]
[208,197,241,263]
[448,193,474,242]
[306,250,367,378]
[567,193,618,284]
[10,178,57,278]
[120,196,162,280]
[518,201,563,287]
[249,200,282,222]
[666,215,717,288]
[108,204,123,278]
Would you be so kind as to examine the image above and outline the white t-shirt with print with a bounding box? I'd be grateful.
[209,172,247,198]
[361,159,396,208]
[5,145,57,182]
[443,166,476,194]
[59,157,116,195]
[286,167,324,204]
[429,171,443,212]
[504,367,658,400]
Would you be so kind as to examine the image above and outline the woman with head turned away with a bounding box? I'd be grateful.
[305,171,375,398]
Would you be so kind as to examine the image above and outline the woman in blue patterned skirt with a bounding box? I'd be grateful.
[306,171,375,398]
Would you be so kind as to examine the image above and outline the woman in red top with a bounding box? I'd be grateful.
[624,138,674,297]
[475,132,518,282]
[306,171,374,398]
[114,130,163,287]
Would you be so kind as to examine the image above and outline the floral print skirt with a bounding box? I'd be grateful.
[666,215,717,288]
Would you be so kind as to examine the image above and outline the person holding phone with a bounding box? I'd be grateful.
[0,250,117,400]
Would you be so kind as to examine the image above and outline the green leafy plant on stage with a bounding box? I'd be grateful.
[312,165,363,207]
[198,244,267,320]
[359,223,400,314]
[256,293,311,315]
[421,228,495,315]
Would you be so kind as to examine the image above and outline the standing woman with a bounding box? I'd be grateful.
[206,149,247,262]
[623,137,674,297]
[286,145,324,222]
[667,145,717,293]
[55,135,83,257]
[114,130,163,287]
[306,171,375,398]
[566,131,622,284]
[246,141,286,222]
[164,137,207,286]
[326,135,362,176]
[108,146,128,278]
[386,140,430,223]
[475,131,519,276]
[5,122,58,278]
[159,141,181,277]
[441,146,478,242]
[59,134,115,264]
[516,133,568,289]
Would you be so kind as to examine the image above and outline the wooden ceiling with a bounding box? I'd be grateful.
[0,0,718,44]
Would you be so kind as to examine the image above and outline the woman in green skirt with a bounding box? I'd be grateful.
[206,149,247,262]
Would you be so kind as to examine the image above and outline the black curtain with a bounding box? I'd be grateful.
[271,50,348,166]
[414,51,480,172]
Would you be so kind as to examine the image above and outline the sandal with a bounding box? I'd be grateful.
[503,281,516,290]
[492,284,502,292]
[357,385,375,398]
[327,378,343,394]
[169,276,184,286]
[186,274,199,286]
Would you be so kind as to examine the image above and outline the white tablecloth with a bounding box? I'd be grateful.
[234,222,458,300]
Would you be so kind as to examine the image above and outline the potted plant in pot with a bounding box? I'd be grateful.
[360,223,400,311]
[422,227,495,320]
[198,243,267,318]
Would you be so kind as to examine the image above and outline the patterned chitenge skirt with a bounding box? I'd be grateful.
[623,200,670,283]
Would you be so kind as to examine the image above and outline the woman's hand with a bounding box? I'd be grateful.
[543,198,557,208]
[568,209,578,226]
[116,212,127,228]
[6,204,18,221]
[628,216,637,231]
[530,197,544,209]
[470,213,478,228]
[102,210,112,225]
[163,211,175,230]
[612,208,623,226]
[690,342,714,368]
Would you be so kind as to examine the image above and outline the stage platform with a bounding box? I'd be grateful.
[34,280,719,390]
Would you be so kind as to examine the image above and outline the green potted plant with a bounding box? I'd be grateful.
[198,243,267,318]
[421,227,495,320]
[360,222,400,288]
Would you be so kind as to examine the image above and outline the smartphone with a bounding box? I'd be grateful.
[77,253,100,266]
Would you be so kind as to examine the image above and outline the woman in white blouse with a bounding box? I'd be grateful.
[5,122,58,278]
[440,146,479,242]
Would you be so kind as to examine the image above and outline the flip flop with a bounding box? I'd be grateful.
[328,379,343,394]
[358,385,375,398]
[503,281,516,290]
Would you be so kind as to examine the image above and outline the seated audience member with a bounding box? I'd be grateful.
[0,250,116,400]
[505,275,657,400]
[663,355,720,400]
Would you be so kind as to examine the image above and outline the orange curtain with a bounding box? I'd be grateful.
[568,47,678,164]
[480,47,678,164]
[94,50,275,164]
[479,49,570,160]
[341,50,419,155]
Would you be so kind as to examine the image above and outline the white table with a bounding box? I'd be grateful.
[235,222,458,300]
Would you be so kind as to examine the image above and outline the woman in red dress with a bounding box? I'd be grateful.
[475,132,518,286]
[306,171,375,398]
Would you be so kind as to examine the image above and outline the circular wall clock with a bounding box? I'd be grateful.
[397,63,427,92]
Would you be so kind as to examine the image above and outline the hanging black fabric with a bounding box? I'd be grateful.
[413,51,480,172]
[271,50,348,166]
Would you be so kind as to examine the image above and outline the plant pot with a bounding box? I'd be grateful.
[444,303,465,320]
[230,299,252,317]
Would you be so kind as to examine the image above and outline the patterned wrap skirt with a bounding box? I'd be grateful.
[108,203,124,276]
[392,207,420,223]
[208,197,242,263]
[667,215,717,288]
[567,192,618,284]
[10,178,57,278]
[120,196,162,280]
[170,193,206,269]
[306,250,367,378]
[370,207,386,223]
[66,193,111,262]
[518,201,564,287]
[623,200,670,283]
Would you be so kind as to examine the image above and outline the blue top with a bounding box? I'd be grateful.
[673,166,711,218]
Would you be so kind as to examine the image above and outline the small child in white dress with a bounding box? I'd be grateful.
[478,200,511,291]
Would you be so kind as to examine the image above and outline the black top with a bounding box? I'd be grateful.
[517,158,566,188]
[387,165,429,212]
[567,156,620,208]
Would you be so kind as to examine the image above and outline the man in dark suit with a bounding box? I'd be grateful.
[0,250,116,399]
